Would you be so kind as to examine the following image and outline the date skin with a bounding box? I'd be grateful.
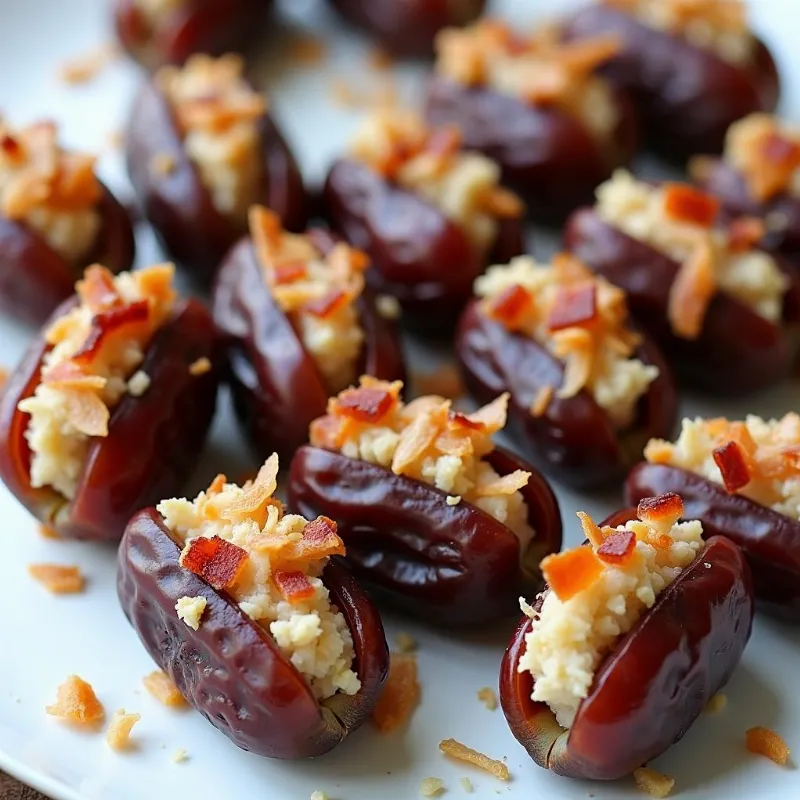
[118,508,388,758]
[424,78,638,224]
[562,5,780,163]
[212,235,405,462]
[323,158,524,331]
[114,0,268,71]
[455,299,677,490]
[627,462,800,620]
[0,298,219,541]
[287,445,562,627]
[500,529,753,780]
[126,78,307,287]
[328,0,486,57]
[0,183,135,327]
[565,209,795,394]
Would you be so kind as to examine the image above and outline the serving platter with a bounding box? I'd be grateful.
[0,0,799,798]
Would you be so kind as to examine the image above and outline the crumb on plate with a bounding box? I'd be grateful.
[705,693,727,713]
[28,563,85,594]
[633,767,675,798]
[459,776,473,792]
[372,653,421,733]
[46,675,104,726]
[439,738,509,781]
[746,726,791,765]
[143,670,187,708]
[420,777,445,797]
[477,687,497,711]
[310,792,330,800]
[106,709,140,751]
[59,43,118,85]
[38,523,61,539]
[172,748,189,763]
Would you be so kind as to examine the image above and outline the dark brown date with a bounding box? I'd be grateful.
[562,4,780,162]
[126,78,307,287]
[0,298,219,541]
[455,299,677,490]
[117,507,388,758]
[500,527,753,780]
[287,445,562,626]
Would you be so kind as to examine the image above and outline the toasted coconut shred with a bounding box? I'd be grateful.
[434,19,621,140]
[518,496,703,728]
[157,54,265,223]
[310,379,536,555]
[476,254,658,429]
[349,109,523,253]
[158,455,361,701]
[0,120,101,264]
[249,206,368,394]
[18,264,176,501]
[646,414,800,519]
[596,170,788,338]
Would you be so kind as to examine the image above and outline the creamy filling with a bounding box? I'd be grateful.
[134,0,188,26]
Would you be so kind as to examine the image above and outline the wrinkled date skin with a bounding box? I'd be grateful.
[328,0,486,57]
[627,462,800,620]
[455,299,678,490]
[117,508,389,758]
[564,209,797,394]
[212,233,405,462]
[500,526,753,780]
[0,298,219,541]
[114,0,268,71]
[562,5,780,162]
[287,445,562,626]
[323,158,524,331]
[424,78,638,224]
[0,184,135,327]
[126,79,307,287]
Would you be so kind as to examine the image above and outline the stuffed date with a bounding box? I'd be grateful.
[424,20,638,223]
[126,53,306,286]
[456,252,677,489]
[288,378,562,626]
[323,109,525,329]
[117,456,388,759]
[0,263,219,541]
[500,493,753,781]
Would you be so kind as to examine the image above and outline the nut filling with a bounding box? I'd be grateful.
[158,455,361,701]
[349,109,523,252]
[596,170,788,338]
[310,378,536,553]
[646,414,800,520]
[249,206,368,394]
[518,495,703,728]
[157,54,265,223]
[475,254,658,430]
[18,264,177,501]
[0,120,102,264]
[434,20,621,140]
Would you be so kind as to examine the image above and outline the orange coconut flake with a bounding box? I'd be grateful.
[633,766,676,798]
[541,546,604,601]
[46,675,105,726]
[745,726,791,765]
[439,738,510,781]
[28,563,85,594]
[372,653,421,734]
[667,236,717,340]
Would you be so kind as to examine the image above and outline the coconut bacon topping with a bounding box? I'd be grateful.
[475,254,658,429]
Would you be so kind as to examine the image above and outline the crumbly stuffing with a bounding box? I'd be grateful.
[46,675,105,726]
[439,739,510,781]
[158,455,360,701]
[646,414,800,520]
[310,378,535,552]
[0,119,101,263]
[435,20,621,140]
[157,54,265,223]
[420,778,446,797]
[633,766,675,798]
[18,264,176,500]
[28,563,85,594]
[106,709,141,751]
[745,726,791,765]
[143,671,187,708]
[519,496,703,727]
[135,0,188,27]
[596,170,787,337]
[372,653,421,733]
[176,595,207,630]
[127,370,151,397]
[475,254,657,429]
[477,687,498,710]
[349,109,523,252]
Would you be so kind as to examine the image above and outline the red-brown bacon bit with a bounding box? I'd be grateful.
[663,183,720,228]
[596,529,636,565]
[336,387,395,422]
[273,262,307,284]
[547,282,597,332]
[448,411,485,431]
[487,284,531,328]
[713,440,752,492]
[304,288,348,318]
[637,493,684,525]
[72,301,150,364]
[273,570,316,604]
[0,133,23,160]
[180,535,249,591]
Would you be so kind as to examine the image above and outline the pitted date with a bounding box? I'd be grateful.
[117,507,388,758]
[287,445,562,626]
[0,298,219,541]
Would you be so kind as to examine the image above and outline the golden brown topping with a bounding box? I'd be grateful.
[142,671,187,708]
[28,563,85,594]
[477,687,498,710]
[46,675,105,726]
[439,739,510,781]
[180,535,249,591]
[746,726,791,765]
[106,709,141,751]
[541,546,604,601]
[372,653,421,733]
[633,766,675,798]
[188,356,212,376]
[637,493,684,531]
[273,570,316,604]
[667,236,716,340]
[662,183,720,228]
[59,43,119,85]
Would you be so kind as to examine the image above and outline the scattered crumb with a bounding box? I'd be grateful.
[188,357,212,376]
[172,748,189,764]
[28,563,85,594]
[420,777,445,797]
[310,792,329,800]
[529,385,553,417]
[38,523,61,540]
[330,76,397,110]
[150,152,176,176]
[46,675,104,726]
[746,726,791,765]
[143,670,187,708]
[633,767,674,798]
[446,495,461,506]
[395,631,417,653]
[367,46,394,70]
[477,687,498,711]
[176,595,207,630]
[0,366,7,389]
[440,739,509,781]
[412,365,465,401]
[372,653,421,733]
[127,370,151,397]
[106,130,124,150]
[106,709,140,751]
[705,693,727,714]
[459,777,473,793]
[59,42,118,85]
[289,34,327,66]
[376,293,401,319]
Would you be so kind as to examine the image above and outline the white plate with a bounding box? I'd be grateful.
[1,1,799,798]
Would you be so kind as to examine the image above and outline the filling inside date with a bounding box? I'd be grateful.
[596,170,789,338]
[0,119,102,265]
[134,0,189,28]
[518,494,703,727]
[348,109,523,253]
[476,253,658,430]
[18,263,177,500]
[646,414,800,520]
[434,19,621,141]
[157,454,361,701]
[309,377,536,554]
[249,206,368,394]
[157,53,265,224]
